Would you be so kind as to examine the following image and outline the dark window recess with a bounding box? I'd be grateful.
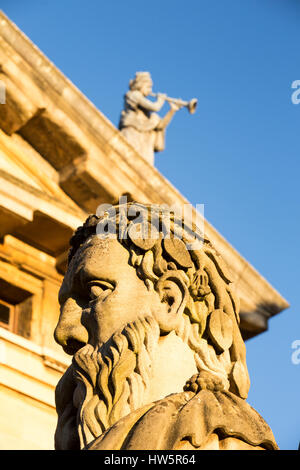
[0,279,33,339]
[0,302,10,326]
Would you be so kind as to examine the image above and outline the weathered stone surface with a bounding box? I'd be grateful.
[54,203,278,450]
[87,391,277,450]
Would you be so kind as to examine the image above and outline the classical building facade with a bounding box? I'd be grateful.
[0,12,288,449]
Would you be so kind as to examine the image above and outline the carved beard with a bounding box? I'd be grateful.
[55,315,160,450]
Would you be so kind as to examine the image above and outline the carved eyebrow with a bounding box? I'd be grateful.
[87,279,115,290]
[79,267,97,286]
[78,266,115,288]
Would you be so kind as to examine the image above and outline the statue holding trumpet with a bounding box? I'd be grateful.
[119,71,197,165]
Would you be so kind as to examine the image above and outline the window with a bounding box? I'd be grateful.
[0,300,11,328]
[0,279,33,339]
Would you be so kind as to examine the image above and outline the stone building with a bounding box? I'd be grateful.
[0,12,288,449]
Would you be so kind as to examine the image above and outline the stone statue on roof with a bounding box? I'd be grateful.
[118,72,197,165]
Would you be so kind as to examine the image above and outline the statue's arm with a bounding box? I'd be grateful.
[156,105,178,130]
[133,93,166,112]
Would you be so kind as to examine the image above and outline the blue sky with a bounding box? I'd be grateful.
[2,0,300,449]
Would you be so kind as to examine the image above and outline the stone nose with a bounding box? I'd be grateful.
[54,297,89,355]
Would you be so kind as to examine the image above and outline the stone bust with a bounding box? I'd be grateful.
[54,203,278,450]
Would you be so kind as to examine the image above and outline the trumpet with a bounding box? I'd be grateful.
[150,92,197,114]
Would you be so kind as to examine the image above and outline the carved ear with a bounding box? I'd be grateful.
[155,271,189,333]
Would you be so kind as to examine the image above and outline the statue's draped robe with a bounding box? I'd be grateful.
[86,390,278,450]
[119,90,165,165]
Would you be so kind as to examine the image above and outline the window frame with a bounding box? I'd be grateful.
[0,258,43,345]
[0,298,16,331]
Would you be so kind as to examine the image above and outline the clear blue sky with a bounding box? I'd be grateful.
[2,0,299,449]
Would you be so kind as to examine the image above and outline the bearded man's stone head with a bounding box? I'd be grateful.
[53,203,250,450]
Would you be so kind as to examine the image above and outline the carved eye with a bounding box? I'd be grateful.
[88,281,114,301]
